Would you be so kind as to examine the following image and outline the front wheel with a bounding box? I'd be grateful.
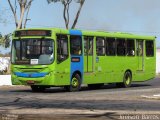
[65,74,81,92]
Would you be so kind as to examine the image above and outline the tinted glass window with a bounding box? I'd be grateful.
[117,38,126,56]
[84,37,93,56]
[70,36,82,55]
[11,39,54,65]
[136,40,143,56]
[106,38,116,56]
[57,35,68,63]
[146,41,154,57]
[126,39,135,56]
[96,37,105,56]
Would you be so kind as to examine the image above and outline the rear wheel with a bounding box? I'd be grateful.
[123,71,132,87]
[116,71,132,88]
[31,85,46,92]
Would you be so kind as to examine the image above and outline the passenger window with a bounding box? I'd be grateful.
[84,36,93,56]
[136,40,143,56]
[106,38,116,56]
[57,35,68,63]
[70,36,82,55]
[117,38,126,56]
[96,37,105,56]
[146,41,154,57]
[126,39,135,56]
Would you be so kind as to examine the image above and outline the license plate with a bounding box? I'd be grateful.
[27,80,35,85]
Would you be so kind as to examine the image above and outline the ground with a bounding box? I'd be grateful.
[0,77,160,120]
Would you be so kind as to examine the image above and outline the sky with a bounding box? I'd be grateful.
[0,0,160,54]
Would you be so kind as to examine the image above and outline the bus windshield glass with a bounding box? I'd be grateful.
[11,38,54,65]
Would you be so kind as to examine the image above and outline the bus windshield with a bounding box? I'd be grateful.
[11,38,54,65]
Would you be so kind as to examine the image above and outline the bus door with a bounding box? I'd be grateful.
[69,30,83,80]
[136,40,144,71]
[84,36,94,72]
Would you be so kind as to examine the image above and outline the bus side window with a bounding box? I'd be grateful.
[96,37,105,56]
[117,38,126,56]
[146,40,154,57]
[136,40,143,56]
[84,36,93,56]
[57,35,69,63]
[70,36,82,55]
[126,39,135,56]
[106,38,116,56]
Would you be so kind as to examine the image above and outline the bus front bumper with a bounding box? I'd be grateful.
[11,72,54,85]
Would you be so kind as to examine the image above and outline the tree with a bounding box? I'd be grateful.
[47,0,85,29]
[0,33,11,48]
[7,0,34,29]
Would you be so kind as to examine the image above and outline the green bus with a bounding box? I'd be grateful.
[11,28,156,92]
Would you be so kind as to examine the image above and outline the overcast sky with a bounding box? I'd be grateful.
[0,0,160,53]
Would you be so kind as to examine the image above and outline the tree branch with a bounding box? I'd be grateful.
[65,0,72,29]
[8,0,18,28]
[17,1,27,29]
[71,0,85,29]
[24,0,33,28]
[25,0,33,9]
[66,3,70,28]
[63,3,68,29]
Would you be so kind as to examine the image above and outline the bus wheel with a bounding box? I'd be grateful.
[66,74,81,92]
[116,71,132,88]
[123,71,132,88]
[31,85,45,92]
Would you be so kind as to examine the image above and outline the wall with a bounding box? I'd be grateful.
[156,49,160,74]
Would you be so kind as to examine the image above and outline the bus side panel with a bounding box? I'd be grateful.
[53,58,71,86]
[105,56,136,83]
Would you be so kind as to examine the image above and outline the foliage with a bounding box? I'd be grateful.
[0,33,11,48]
[47,0,85,29]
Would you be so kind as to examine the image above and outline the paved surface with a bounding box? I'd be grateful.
[0,77,160,120]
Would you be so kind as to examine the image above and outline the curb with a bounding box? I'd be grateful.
[141,94,160,100]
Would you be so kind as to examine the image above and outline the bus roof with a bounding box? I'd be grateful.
[14,28,156,40]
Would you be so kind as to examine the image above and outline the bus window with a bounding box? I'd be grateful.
[146,40,154,57]
[11,39,54,65]
[106,38,116,56]
[136,40,143,56]
[96,37,105,56]
[57,35,68,63]
[12,41,21,62]
[84,37,93,56]
[117,38,126,56]
[126,39,135,56]
[70,36,82,55]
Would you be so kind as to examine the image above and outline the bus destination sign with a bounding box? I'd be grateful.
[15,30,51,37]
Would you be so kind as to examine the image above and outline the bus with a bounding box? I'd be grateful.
[11,28,156,92]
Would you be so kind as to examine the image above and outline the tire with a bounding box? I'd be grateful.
[31,85,46,92]
[66,74,81,92]
[116,71,132,88]
[123,71,132,87]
